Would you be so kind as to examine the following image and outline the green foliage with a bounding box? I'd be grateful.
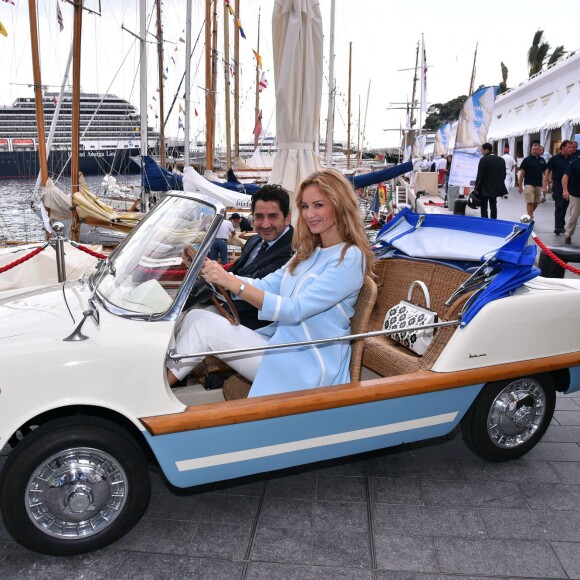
[528,30,565,77]
[548,45,566,66]
[499,62,509,94]
[423,95,467,131]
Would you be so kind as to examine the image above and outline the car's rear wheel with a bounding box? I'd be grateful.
[461,374,556,462]
[0,417,151,555]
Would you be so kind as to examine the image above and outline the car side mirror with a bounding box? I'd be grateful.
[63,298,100,342]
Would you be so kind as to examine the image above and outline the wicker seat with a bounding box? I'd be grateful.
[222,275,378,401]
[362,258,472,377]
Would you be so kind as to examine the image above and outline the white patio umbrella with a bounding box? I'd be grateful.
[268,0,323,209]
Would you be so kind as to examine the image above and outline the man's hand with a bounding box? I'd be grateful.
[564,191,570,201]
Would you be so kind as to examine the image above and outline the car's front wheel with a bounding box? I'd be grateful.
[462,374,556,462]
[0,417,151,555]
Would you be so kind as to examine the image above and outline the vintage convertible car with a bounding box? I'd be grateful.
[0,192,579,557]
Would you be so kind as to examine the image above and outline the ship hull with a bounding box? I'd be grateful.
[0,147,142,179]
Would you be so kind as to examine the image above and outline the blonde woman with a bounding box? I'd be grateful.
[167,169,374,397]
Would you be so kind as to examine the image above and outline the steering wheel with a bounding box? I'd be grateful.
[182,243,240,326]
[209,283,240,326]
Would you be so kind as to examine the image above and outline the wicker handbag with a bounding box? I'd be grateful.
[383,280,438,356]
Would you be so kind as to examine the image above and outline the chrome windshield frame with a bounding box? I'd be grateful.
[92,191,227,321]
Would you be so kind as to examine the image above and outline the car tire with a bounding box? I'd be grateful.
[0,417,151,555]
[461,373,556,462]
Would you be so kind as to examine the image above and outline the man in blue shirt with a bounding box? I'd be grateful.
[545,140,574,234]
[518,143,547,221]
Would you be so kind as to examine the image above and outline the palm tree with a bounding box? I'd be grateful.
[548,45,566,67]
[528,30,566,77]
[528,30,551,77]
[499,62,509,94]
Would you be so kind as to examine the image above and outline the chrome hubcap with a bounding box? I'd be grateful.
[487,378,546,449]
[25,447,128,539]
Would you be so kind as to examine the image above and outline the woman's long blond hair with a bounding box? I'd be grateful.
[288,168,374,277]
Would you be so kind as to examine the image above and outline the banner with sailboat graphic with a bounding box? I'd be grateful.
[449,86,499,187]
[433,122,455,156]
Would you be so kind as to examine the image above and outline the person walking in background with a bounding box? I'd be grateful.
[563,157,580,245]
[474,143,507,219]
[210,213,235,263]
[544,140,574,234]
[540,145,552,162]
[437,155,447,186]
[571,140,579,159]
[518,143,547,221]
[502,146,516,191]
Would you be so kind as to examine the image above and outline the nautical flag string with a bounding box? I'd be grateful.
[57,1,64,32]
[258,72,268,92]
[1,0,16,5]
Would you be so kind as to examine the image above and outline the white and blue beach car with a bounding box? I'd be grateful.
[1,193,579,556]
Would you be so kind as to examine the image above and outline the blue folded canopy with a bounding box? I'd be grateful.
[374,209,539,325]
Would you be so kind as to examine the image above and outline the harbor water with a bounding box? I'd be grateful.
[0,174,142,244]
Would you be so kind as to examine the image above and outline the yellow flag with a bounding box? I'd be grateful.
[0,21,8,38]
[252,49,263,70]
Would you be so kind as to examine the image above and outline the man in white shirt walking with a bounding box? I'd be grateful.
[502,146,516,191]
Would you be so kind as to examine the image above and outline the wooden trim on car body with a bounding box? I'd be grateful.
[141,352,580,436]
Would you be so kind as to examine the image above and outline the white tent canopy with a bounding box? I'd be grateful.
[526,91,562,134]
[541,82,580,130]
[268,0,323,204]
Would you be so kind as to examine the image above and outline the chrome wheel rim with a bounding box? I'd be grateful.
[487,378,547,449]
[25,447,128,540]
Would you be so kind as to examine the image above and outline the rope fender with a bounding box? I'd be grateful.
[0,244,49,274]
[533,234,580,276]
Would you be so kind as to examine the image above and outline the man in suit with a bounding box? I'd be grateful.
[227,184,293,328]
[186,184,293,329]
[474,143,508,219]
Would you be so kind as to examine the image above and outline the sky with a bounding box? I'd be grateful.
[1,0,579,150]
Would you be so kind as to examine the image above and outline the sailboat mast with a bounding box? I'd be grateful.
[324,0,335,166]
[468,42,478,96]
[234,0,240,158]
[253,8,261,149]
[70,0,84,242]
[223,0,232,168]
[184,0,192,165]
[346,42,352,170]
[210,0,218,170]
[361,79,371,161]
[205,0,212,169]
[156,0,166,167]
[27,0,48,187]
[356,95,361,166]
[410,40,419,130]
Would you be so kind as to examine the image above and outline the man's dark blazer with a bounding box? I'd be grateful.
[228,226,294,329]
[475,154,508,198]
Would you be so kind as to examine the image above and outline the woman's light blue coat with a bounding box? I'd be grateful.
[242,244,365,397]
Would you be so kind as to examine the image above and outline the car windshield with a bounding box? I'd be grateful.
[96,195,216,315]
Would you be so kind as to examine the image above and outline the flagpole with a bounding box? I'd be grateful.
[210,0,218,170]
[223,0,232,168]
[419,33,424,138]
[27,0,48,188]
[71,0,83,241]
[156,0,166,168]
[347,41,352,170]
[184,0,192,166]
[325,0,335,167]
[234,0,240,158]
[253,8,261,149]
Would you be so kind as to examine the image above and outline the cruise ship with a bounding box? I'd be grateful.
[0,92,159,179]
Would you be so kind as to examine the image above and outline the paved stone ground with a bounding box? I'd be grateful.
[0,188,579,579]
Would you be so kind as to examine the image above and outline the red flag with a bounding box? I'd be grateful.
[53,96,57,105]
[194,108,199,117]
[253,110,262,137]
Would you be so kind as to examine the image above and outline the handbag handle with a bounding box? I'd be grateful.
[407,280,431,309]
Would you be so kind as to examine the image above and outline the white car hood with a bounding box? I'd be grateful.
[0,282,85,339]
